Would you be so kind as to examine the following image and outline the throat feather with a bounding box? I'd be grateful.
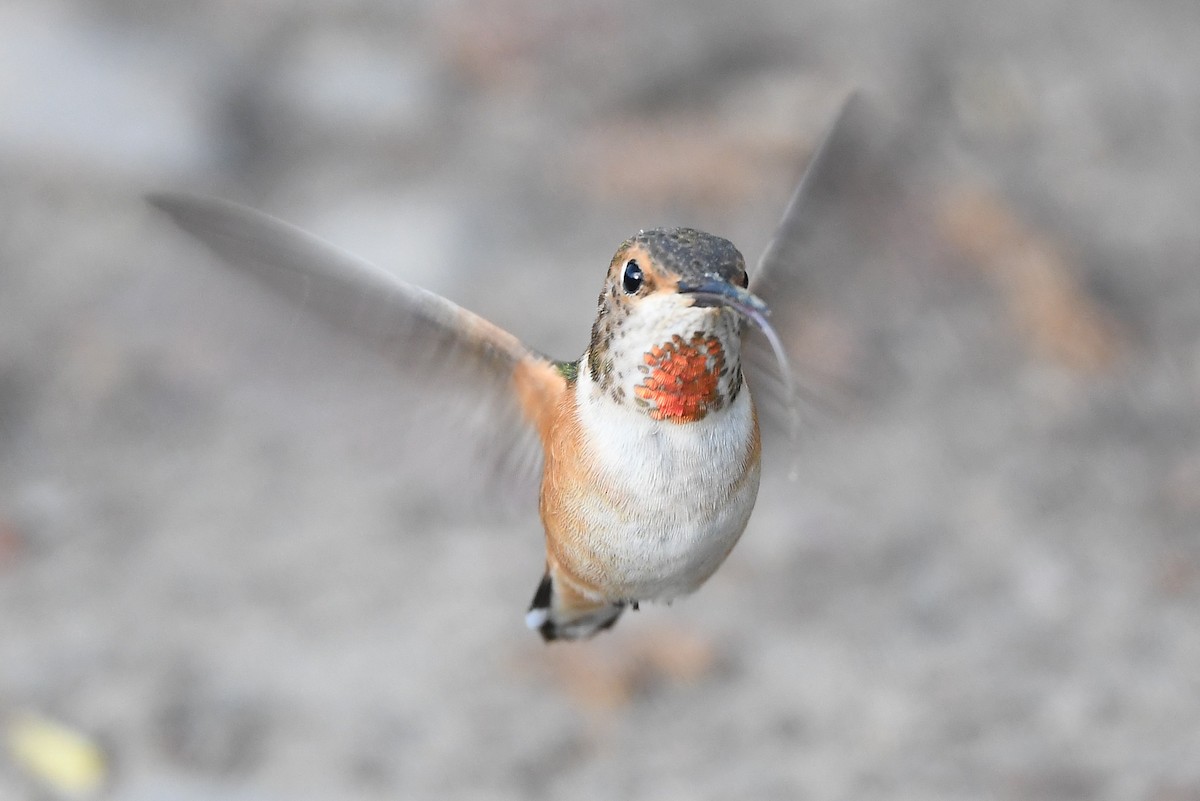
[633,332,733,422]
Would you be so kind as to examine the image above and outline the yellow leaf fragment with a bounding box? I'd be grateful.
[5,712,106,797]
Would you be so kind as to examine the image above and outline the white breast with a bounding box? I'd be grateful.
[572,368,760,601]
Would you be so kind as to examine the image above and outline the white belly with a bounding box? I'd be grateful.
[571,373,760,601]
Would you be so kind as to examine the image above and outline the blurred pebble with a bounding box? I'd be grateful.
[0,518,24,567]
[155,673,270,778]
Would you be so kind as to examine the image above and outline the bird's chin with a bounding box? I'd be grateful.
[645,300,737,341]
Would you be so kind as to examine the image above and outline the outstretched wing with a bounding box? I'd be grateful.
[148,193,564,498]
[744,94,900,443]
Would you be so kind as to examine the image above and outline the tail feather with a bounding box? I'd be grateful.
[525,572,626,641]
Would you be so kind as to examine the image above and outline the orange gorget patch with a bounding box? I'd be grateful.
[634,332,726,422]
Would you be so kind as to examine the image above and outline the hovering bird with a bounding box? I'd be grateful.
[150,96,868,641]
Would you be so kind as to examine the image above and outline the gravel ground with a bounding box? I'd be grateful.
[2,1,1198,800]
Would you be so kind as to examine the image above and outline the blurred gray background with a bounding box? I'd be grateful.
[2,1,1198,799]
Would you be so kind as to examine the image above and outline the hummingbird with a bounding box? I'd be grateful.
[149,97,865,641]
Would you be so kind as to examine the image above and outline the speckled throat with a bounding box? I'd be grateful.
[587,300,744,423]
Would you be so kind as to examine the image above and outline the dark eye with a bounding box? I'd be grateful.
[622,260,644,294]
[736,269,749,288]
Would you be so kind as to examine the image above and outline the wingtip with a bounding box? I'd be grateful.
[753,90,887,272]
[144,190,186,214]
[144,192,283,247]
[144,191,221,223]
[144,192,207,231]
[143,193,169,222]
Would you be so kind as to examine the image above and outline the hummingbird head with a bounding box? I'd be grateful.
[586,227,775,423]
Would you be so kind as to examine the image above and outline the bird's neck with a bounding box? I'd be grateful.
[584,311,744,424]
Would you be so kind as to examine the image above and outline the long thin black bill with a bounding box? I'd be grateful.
[679,282,796,418]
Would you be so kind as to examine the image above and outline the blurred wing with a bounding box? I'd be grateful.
[147,192,562,500]
[744,94,900,443]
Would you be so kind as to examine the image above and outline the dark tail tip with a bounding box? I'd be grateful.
[525,573,627,642]
[527,574,558,641]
